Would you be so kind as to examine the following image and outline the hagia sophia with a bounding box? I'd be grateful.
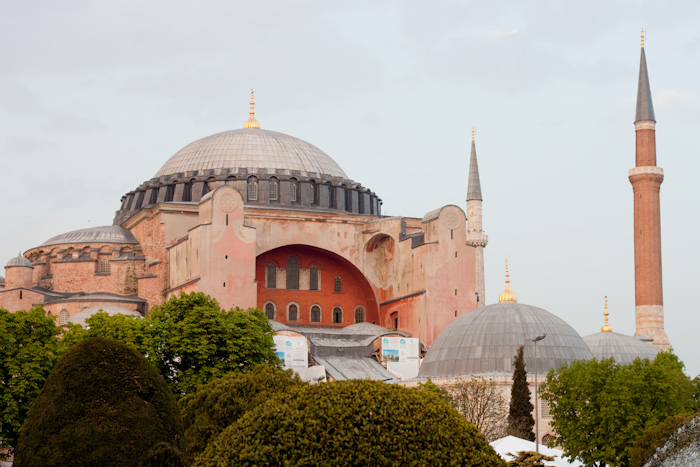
[0,37,668,443]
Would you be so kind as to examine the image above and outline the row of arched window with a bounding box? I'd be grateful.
[267,258,342,292]
[264,302,365,324]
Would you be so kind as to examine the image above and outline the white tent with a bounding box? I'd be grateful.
[490,436,583,467]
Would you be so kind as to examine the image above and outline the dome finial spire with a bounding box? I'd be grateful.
[602,296,612,332]
[641,27,645,48]
[243,89,260,129]
[498,259,517,302]
[472,126,475,141]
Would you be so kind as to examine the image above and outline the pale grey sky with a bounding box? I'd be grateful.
[2,1,698,375]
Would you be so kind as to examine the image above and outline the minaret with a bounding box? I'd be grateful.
[628,30,669,351]
[465,127,488,307]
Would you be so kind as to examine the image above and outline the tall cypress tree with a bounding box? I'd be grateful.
[507,345,535,440]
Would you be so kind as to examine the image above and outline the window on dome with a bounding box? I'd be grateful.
[310,305,321,323]
[269,178,279,201]
[182,182,192,202]
[59,310,69,326]
[354,306,366,324]
[247,178,258,201]
[264,302,276,320]
[286,256,299,290]
[290,181,298,202]
[288,304,299,321]
[332,307,343,324]
[309,266,318,291]
[334,276,342,294]
[149,188,158,205]
[267,263,276,289]
[328,184,335,209]
[165,185,175,202]
[345,188,352,211]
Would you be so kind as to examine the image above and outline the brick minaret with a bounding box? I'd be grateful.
[629,32,669,351]
[465,128,488,307]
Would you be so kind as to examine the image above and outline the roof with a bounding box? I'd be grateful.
[418,301,593,378]
[67,306,143,327]
[314,356,399,382]
[467,139,483,201]
[5,255,32,268]
[635,47,656,122]
[40,226,139,247]
[154,128,348,180]
[583,331,659,365]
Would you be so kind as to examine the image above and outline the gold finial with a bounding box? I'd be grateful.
[498,259,518,302]
[472,126,475,141]
[243,89,260,129]
[641,28,645,48]
[602,296,612,332]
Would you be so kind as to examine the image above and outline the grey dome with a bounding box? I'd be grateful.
[343,322,395,335]
[5,255,32,268]
[67,306,142,327]
[40,226,138,247]
[0,275,5,286]
[419,302,593,378]
[155,128,348,180]
[583,331,658,365]
[269,320,291,332]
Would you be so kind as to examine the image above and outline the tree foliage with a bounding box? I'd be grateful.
[540,352,696,467]
[14,337,184,467]
[507,345,535,441]
[642,415,700,467]
[179,364,304,461]
[194,379,507,466]
[417,377,452,403]
[63,292,280,397]
[506,451,555,467]
[450,377,509,441]
[0,307,63,457]
[629,413,698,467]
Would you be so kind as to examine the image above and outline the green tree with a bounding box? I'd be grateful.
[540,352,695,467]
[417,377,452,403]
[507,345,535,440]
[629,412,697,467]
[0,307,62,457]
[179,364,304,461]
[64,292,280,397]
[14,337,185,467]
[195,379,507,466]
[506,451,555,467]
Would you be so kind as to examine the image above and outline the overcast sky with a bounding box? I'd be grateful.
[2,1,698,375]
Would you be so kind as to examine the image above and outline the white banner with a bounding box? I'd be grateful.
[273,335,308,368]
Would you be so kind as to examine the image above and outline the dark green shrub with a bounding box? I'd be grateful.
[629,412,697,467]
[195,379,506,466]
[14,337,185,467]
[179,364,304,460]
[140,442,188,467]
[506,451,555,467]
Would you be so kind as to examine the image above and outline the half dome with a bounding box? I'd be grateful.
[419,301,593,378]
[40,226,138,247]
[155,129,348,180]
[583,331,658,365]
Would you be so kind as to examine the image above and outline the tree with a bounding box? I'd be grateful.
[629,412,697,467]
[194,379,507,466]
[540,352,695,467]
[14,337,185,467]
[506,451,555,467]
[0,307,63,457]
[417,377,452,403]
[64,292,281,397]
[179,364,304,461]
[508,345,535,440]
[450,377,509,441]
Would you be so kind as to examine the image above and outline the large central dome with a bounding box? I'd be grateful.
[155,128,348,179]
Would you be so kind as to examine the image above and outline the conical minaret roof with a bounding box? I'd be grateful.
[467,128,482,201]
[635,33,656,123]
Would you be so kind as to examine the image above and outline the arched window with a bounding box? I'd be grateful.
[59,310,69,326]
[247,177,258,201]
[309,266,319,291]
[354,306,366,324]
[269,178,279,201]
[332,307,343,324]
[334,276,342,294]
[390,311,399,330]
[310,305,321,323]
[264,302,276,320]
[286,256,299,290]
[288,303,299,321]
[290,180,298,202]
[267,263,277,289]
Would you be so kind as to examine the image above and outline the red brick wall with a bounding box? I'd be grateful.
[631,172,664,306]
[636,129,657,166]
[0,288,44,312]
[256,245,378,325]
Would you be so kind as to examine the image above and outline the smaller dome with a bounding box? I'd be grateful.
[40,226,138,247]
[583,331,659,365]
[6,255,32,268]
[269,320,291,332]
[67,306,142,327]
[0,275,5,287]
[342,322,395,335]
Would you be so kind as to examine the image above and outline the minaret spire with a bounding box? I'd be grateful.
[465,126,488,306]
[628,33,669,350]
